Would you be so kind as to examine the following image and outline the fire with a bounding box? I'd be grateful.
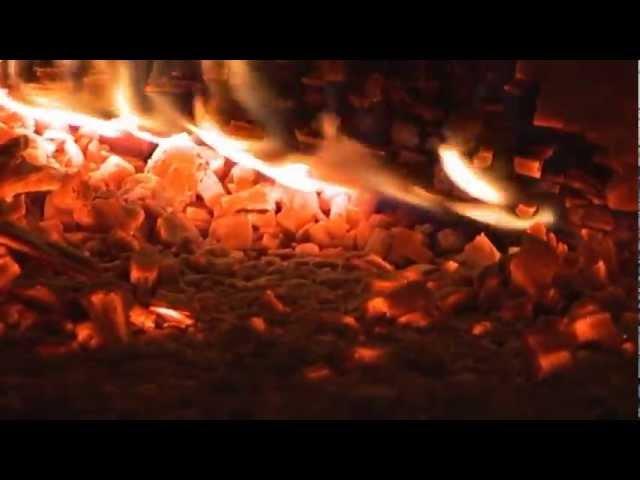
[190,122,348,194]
[0,89,124,137]
[439,145,507,205]
[0,64,556,231]
[149,306,194,328]
[449,201,555,230]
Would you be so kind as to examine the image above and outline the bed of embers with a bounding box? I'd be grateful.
[0,73,637,419]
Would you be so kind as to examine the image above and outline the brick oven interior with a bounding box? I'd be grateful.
[0,60,636,419]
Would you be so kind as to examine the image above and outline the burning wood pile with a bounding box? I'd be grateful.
[0,60,635,419]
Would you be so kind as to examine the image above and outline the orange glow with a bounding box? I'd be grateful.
[537,350,573,378]
[397,311,431,328]
[471,321,493,336]
[514,156,543,179]
[341,315,360,329]
[621,341,636,357]
[129,305,157,331]
[366,297,391,317]
[353,346,385,363]
[441,260,459,273]
[439,145,506,205]
[591,259,608,283]
[249,316,267,333]
[572,312,619,346]
[263,289,290,314]
[304,364,332,380]
[370,278,405,294]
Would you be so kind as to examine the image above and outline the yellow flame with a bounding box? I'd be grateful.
[439,145,507,205]
[190,122,349,194]
[0,88,124,136]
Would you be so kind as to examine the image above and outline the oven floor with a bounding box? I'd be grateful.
[0,251,634,420]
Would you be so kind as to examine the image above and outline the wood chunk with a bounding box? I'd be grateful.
[436,228,465,253]
[227,164,257,192]
[295,242,320,256]
[156,212,202,247]
[220,184,276,216]
[472,148,493,169]
[129,305,157,331]
[515,203,538,218]
[88,155,135,190]
[459,233,501,270]
[249,211,277,233]
[185,206,212,234]
[145,135,201,208]
[210,213,253,250]
[514,156,543,178]
[510,235,559,296]
[364,228,392,258]
[571,312,620,348]
[86,290,130,344]
[536,350,573,379]
[75,198,145,235]
[389,227,432,264]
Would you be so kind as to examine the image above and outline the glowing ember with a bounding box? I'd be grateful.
[304,364,332,380]
[536,350,573,378]
[449,201,555,230]
[353,346,385,363]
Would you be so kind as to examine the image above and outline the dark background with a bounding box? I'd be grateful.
[519,60,636,171]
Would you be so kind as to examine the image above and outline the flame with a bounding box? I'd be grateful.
[0,61,556,231]
[0,89,123,137]
[149,306,194,327]
[190,122,349,194]
[439,145,507,205]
